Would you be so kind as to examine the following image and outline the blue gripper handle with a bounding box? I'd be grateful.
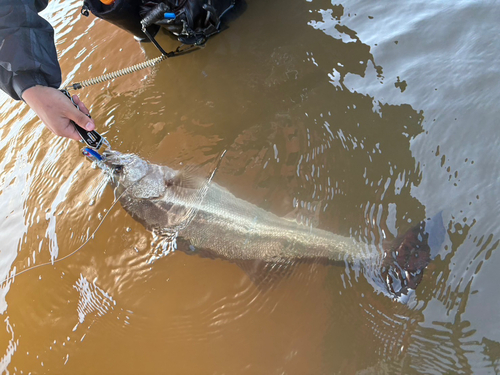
[164,13,176,20]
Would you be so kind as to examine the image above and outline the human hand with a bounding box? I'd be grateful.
[22,85,95,141]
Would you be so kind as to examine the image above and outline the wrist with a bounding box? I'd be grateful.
[14,72,50,102]
[21,85,48,106]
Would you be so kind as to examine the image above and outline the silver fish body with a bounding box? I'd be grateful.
[177,182,369,263]
[102,150,372,265]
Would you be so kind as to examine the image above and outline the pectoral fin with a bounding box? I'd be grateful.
[165,150,227,192]
[161,151,227,233]
[165,166,204,190]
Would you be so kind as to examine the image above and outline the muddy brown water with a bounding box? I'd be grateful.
[0,0,499,373]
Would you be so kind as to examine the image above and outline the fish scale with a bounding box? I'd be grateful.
[180,183,369,263]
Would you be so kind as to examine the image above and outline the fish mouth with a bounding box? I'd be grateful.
[81,148,122,164]
[102,149,117,160]
[82,149,124,178]
[101,150,113,163]
[100,150,127,179]
[100,150,147,178]
[101,150,124,167]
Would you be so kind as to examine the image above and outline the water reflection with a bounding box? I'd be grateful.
[74,273,116,327]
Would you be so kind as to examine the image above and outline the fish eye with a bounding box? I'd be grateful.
[114,165,123,173]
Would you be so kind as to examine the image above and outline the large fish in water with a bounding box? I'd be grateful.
[87,149,442,299]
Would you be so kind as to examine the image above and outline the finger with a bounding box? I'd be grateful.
[63,121,85,141]
[67,105,95,132]
[72,95,90,115]
[45,118,82,141]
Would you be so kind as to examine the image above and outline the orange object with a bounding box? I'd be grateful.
[100,0,115,5]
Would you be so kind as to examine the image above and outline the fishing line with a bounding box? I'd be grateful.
[0,187,130,287]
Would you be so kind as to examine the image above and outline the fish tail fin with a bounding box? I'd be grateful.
[381,213,445,300]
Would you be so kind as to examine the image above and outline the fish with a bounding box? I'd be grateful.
[89,149,440,299]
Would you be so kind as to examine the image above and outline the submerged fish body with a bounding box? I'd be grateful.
[98,150,435,298]
[174,182,369,264]
[102,150,368,264]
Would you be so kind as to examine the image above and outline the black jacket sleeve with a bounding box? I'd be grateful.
[0,0,62,100]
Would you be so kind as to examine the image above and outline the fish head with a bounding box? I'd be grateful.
[100,150,203,232]
[102,150,150,189]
